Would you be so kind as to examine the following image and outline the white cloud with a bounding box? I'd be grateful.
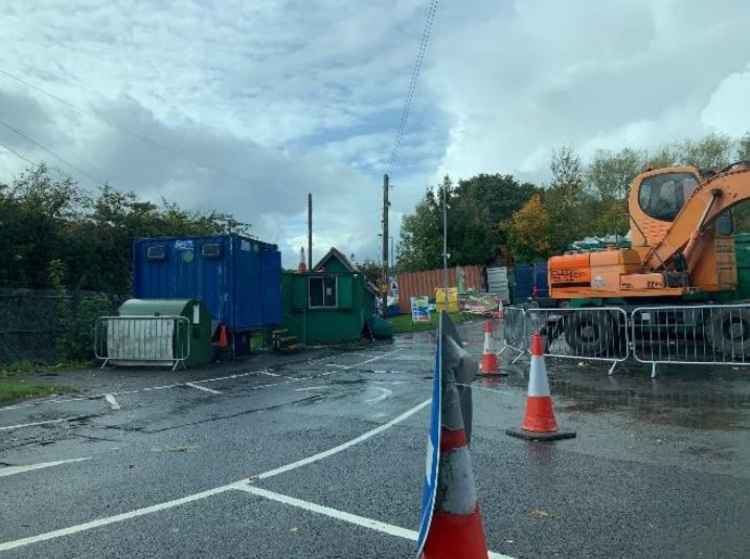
[2,0,750,268]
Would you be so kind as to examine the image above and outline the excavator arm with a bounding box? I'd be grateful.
[644,164,750,271]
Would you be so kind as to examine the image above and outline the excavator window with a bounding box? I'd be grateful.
[638,172,699,221]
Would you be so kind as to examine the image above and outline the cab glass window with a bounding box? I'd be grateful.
[638,173,698,221]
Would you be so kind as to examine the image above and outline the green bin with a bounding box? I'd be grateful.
[117,299,213,368]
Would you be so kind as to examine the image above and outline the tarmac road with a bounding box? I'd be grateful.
[1,322,749,558]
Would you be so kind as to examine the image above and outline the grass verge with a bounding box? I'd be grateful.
[388,311,479,334]
[0,360,85,403]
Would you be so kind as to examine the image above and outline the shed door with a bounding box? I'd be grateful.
[338,276,353,309]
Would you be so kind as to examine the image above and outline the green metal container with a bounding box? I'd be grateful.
[118,299,213,368]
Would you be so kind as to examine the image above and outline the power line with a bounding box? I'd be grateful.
[0,140,37,167]
[386,0,440,176]
[0,140,84,183]
[0,67,259,188]
[0,118,109,187]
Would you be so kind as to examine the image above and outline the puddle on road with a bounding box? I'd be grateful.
[548,364,750,432]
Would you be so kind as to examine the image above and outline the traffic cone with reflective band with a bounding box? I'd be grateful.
[423,339,488,559]
[506,332,576,441]
[215,324,229,349]
[479,320,499,375]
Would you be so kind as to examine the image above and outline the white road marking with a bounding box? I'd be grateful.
[0,399,431,552]
[0,457,91,478]
[294,386,327,392]
[104,394,120,410]
[253,398,429,480]
[185,382,221,395]
[234,485,513,559]
[341,349,403,370]
[0,484,238,552]
[364,387,392,404]
[236,484,417,538]
[0,418,70,431]
[0,349,402,414]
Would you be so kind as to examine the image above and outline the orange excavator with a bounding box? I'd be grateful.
[549,161,750,301]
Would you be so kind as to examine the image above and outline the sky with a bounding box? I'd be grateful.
[1,0,750,267]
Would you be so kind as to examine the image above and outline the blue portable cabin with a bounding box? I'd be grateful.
[133,234,282,344]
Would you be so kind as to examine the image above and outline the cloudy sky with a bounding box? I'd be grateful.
[2,0,750,266]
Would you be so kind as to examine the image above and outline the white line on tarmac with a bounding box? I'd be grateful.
[253,398,429,480]
[341,348,403,370]
[234,485,513,559]
[104,394,120,410]
[185,382,222,395]
[0,457,91,478]
[0,349,402,414]
[294,386,327,392]
[364,387,392,404]
[0,418,70,431]
[0,484,238,552]
[0,399,430,552]
[259,371,281,377]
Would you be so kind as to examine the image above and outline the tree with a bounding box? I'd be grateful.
[0,164,247,294]
[396,173,538,272]
[587,148,644,201]
[506,194,551,262]
[738,132,750,161]
[677,133,733,169]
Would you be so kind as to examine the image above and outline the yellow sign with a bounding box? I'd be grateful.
[435,287,459,313]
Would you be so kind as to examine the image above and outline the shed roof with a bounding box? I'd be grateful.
[312,247,360,273]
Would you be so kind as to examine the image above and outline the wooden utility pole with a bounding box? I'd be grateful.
[382,174,390,315]
[307,193,312,270]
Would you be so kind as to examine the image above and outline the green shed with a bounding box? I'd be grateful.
[282,248,380,345]
[111,299,213,368]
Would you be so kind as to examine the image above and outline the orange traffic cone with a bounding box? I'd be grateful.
[479,320,500,375]
[423,343,489,559]
[506,332,576,441]
[214,324,229,349]
[298,247,307,273]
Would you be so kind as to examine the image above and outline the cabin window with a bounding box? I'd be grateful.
[638,172,699,221]
[309,276,337,308]
[201,243,222,258]
[146,245,166,261]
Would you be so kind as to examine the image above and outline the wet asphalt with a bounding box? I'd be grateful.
[0,321,748,558]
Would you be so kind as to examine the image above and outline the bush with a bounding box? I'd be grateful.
[56,293,114,361]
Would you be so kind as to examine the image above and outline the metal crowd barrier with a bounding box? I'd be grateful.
[499,306,528,362]
[632,304,750,377]
[501,303,750,377]
[525,307,629,375]
[94,315,191,370]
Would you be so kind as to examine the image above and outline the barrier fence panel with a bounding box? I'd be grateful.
[94,315,190,370]
[525,307,630,374]
[501,306,528,362]
[631,304,750,377]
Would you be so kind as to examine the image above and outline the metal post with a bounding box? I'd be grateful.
[307,193,313,270]
[442,183,448,299]
[382,174,390,315]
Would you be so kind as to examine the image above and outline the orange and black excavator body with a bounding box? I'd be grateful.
[549,162,750,301]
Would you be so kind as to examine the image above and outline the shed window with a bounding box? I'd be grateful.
[146,245,166,261]
[309,276,337,308]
